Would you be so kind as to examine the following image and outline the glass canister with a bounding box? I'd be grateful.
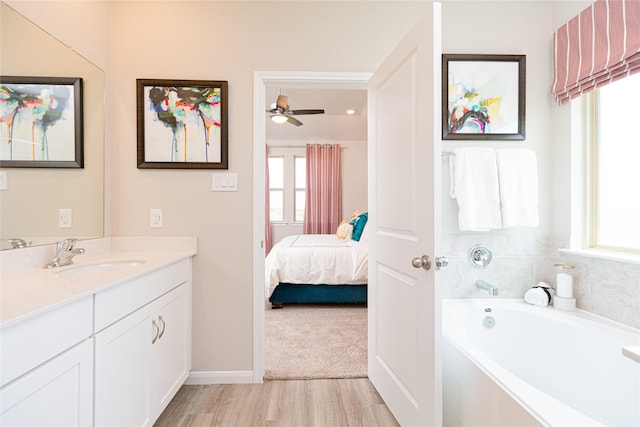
[554,263,575,298]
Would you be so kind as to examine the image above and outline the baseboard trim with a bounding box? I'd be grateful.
[186,370,257,385]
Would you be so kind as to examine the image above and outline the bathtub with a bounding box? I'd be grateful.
[442,299,640,427]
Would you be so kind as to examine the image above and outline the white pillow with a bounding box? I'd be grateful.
[358,222,369,242]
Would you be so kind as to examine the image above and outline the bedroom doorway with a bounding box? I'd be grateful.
[253,71,372,382]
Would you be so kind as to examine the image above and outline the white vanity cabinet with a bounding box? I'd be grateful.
[0,296,94,426]
[94,259,192,427]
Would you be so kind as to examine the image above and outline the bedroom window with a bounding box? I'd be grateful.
[294,156,306,222]
[585,73,640,253]
[268,149,306,224]
[268,156,284,222]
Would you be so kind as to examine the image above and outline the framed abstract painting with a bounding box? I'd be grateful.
[137,79,228,169]
[442,54,526,140]
[0,76,83,168]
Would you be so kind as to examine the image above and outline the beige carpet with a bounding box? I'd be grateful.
[264,304,368,380]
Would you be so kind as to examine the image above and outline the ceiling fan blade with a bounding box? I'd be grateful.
[290,109,325,115]
[287,116,303,126]
[276,95,289,111]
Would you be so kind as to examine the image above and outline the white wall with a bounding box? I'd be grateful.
[438,1,556,300]
[4,0,110,70]
[107,1,427,373]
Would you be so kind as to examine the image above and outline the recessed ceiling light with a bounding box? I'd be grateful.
[346,109,356,115]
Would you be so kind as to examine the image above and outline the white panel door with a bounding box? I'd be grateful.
[367,3,442,426]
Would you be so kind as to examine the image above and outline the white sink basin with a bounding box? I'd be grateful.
[55,260,145,277]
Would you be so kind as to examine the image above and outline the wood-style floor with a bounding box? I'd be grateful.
[154,378,399,427]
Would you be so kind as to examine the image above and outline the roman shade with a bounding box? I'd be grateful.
[552,0,640,105]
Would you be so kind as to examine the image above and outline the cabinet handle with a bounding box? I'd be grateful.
[158,315,166,340]
[151,320,159,344]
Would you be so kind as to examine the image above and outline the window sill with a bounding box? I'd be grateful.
[559,248,640,265]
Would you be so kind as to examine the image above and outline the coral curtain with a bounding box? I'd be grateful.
[304,144,342,234]
[264,146,272,255]
[552,0,640,105]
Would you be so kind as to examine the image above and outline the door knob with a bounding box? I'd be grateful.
[435,256,449,271]
[411,255,431,270]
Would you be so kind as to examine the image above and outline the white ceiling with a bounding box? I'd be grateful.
[265,86,368,141]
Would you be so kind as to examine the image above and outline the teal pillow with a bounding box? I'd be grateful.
[350,212,368,241]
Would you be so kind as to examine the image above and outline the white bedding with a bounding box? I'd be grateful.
[265,234,368,298]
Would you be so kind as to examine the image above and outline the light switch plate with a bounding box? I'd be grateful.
[0,171,7,190]
[212,172,238,192]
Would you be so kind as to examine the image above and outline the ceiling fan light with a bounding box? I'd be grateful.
[271,115,288,124]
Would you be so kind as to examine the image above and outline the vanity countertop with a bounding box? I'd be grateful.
[1,250,195,328]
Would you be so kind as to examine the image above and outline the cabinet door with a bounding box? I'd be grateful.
[0,339,93,426]
[94,304,153,427]
[151,283,191,418]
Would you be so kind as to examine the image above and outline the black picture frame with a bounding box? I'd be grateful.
[0,76,83,168]
[137,79,228,169]
[442,54,526,140]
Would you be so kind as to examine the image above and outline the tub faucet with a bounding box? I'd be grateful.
[43,238,85,269]
[476,279,499,296]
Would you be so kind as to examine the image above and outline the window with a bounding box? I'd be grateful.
[268,156,284,221]
[586,73,640,253]
[268,148,305,223]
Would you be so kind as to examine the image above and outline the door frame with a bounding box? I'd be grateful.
[252,71,372,382]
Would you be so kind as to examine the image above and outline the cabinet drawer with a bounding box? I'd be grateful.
[94,258,191,332]
[0,296,93,387]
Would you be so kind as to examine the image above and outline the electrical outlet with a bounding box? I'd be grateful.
[150,209,163,228]
[59,209,72,228]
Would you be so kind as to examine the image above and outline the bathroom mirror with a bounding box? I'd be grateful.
[0,3,104,250]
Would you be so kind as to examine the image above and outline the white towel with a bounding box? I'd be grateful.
[496,148,539,228]
[450,147,502,231]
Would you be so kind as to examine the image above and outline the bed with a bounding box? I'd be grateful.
[265,233,368,308]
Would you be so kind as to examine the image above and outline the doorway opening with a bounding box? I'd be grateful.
[252,71,372,382]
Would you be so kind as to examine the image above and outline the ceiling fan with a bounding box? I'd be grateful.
[266,94,324,126]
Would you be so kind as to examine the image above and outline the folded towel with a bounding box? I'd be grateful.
[450,147,502,231]
[496,148,539,228]
[524,286,552,307]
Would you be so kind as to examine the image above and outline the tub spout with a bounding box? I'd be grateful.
[476,279,499,296]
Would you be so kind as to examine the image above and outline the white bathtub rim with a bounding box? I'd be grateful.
[441,298,635,427]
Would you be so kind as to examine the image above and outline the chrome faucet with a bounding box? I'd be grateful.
[476,279,499,296]
[8,238,28,249]
[43,238,85,269]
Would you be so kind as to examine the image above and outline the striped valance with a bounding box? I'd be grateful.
[552,0,640,105]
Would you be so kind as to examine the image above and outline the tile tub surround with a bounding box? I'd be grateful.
[438,229,550,300]
[553,252,640,329]
[439,231,640,329]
